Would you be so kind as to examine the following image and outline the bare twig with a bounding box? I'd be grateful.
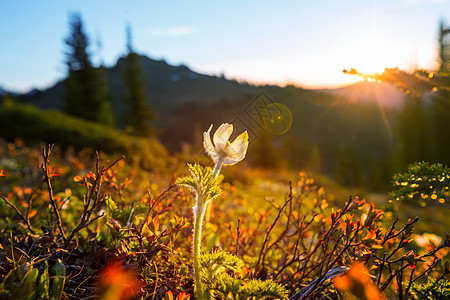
[289,266,349,300]
[235,219,240,256]
[0,194,35,234]
[404,266,415,299]
[139,185,175,236]
[41,144,66,242]
[63,155,124,249]
[255,194,293,274]
[25,185,41,230]
[64,212,105,248]
[379,264,409,291]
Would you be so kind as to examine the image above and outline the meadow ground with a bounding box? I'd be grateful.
[0,140,449,299]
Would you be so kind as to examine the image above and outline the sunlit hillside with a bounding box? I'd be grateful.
[4,55,416,191]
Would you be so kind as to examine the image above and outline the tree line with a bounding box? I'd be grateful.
[343,19,450,175]
[64,12,153,137]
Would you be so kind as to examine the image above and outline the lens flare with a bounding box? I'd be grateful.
[263,103,293,135]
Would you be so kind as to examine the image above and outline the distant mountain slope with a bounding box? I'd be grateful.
[12,55,405,162]
[15,55,406,116]
[4,55,409,189]
[0,86,20,98]
[320,81,405,108]
[16,55,258,123]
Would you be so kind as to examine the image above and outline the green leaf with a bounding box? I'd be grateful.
[176,163,223,204]
[240,278,288,300]
[37,260,50,299]
[200,250,288,299]
[21,267,38,300]
[205,232,218,253]
[200,249,244,281]
[105,195,121,219]
[52,259,66,300]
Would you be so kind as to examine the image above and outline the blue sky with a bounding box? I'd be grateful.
[1,0,450,92]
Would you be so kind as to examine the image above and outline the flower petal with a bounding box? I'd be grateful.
[223,131,248,165]
[203,124,219,162]
[223,156,241,166]
[213,123,233,151]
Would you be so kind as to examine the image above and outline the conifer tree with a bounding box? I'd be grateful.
[64,12,114,126]
[435,21,450,165]
[431,90,450,165]
[397,95,431,166]
[438,20,450,73]
[344,20,450,170]
[121,24,153,136]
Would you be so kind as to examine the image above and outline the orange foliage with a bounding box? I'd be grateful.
[334,263,384,300]
[98,261,144,300]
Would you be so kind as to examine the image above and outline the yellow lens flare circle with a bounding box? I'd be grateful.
[262,103,292,135]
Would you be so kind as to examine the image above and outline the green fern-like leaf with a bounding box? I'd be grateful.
[410,278,450,300]
[200,249,244,280]
[209,272,242,299]
[208,272,288,300]
[176,163,223,203]
[200,250,288,300]
[240,278,288,300]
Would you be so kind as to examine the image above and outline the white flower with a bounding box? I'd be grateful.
[203,123,249,166]
[415,233,442,248]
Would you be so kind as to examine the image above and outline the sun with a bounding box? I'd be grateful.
[348,37,405,75]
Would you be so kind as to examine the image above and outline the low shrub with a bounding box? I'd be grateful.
[0,99,168,170]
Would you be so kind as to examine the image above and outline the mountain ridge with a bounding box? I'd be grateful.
[1,55,407,188]
[3,55,406,154]
[7,54,405,113]
[319,81,405,108]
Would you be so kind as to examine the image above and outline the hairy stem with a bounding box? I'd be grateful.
[206,158,223,222]
[211,158,224,179]
[193,200,208,300]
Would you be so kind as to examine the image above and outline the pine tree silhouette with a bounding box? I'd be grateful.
[121,24,153,136]
[64,12,114,126]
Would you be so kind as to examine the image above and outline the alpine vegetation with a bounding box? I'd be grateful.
[177,124,288,299]
[177,123,248,299]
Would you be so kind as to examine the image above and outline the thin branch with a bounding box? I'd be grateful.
[25,185,41,229]
[256,195,293,273]
[235,219,240,256]
[101,155,125,173]
[0,194,35,234]
[42,144,66,242]
[404,266,415,299]
[139,185,175,236]
[63,155,124,249]
[63,212,105,248]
